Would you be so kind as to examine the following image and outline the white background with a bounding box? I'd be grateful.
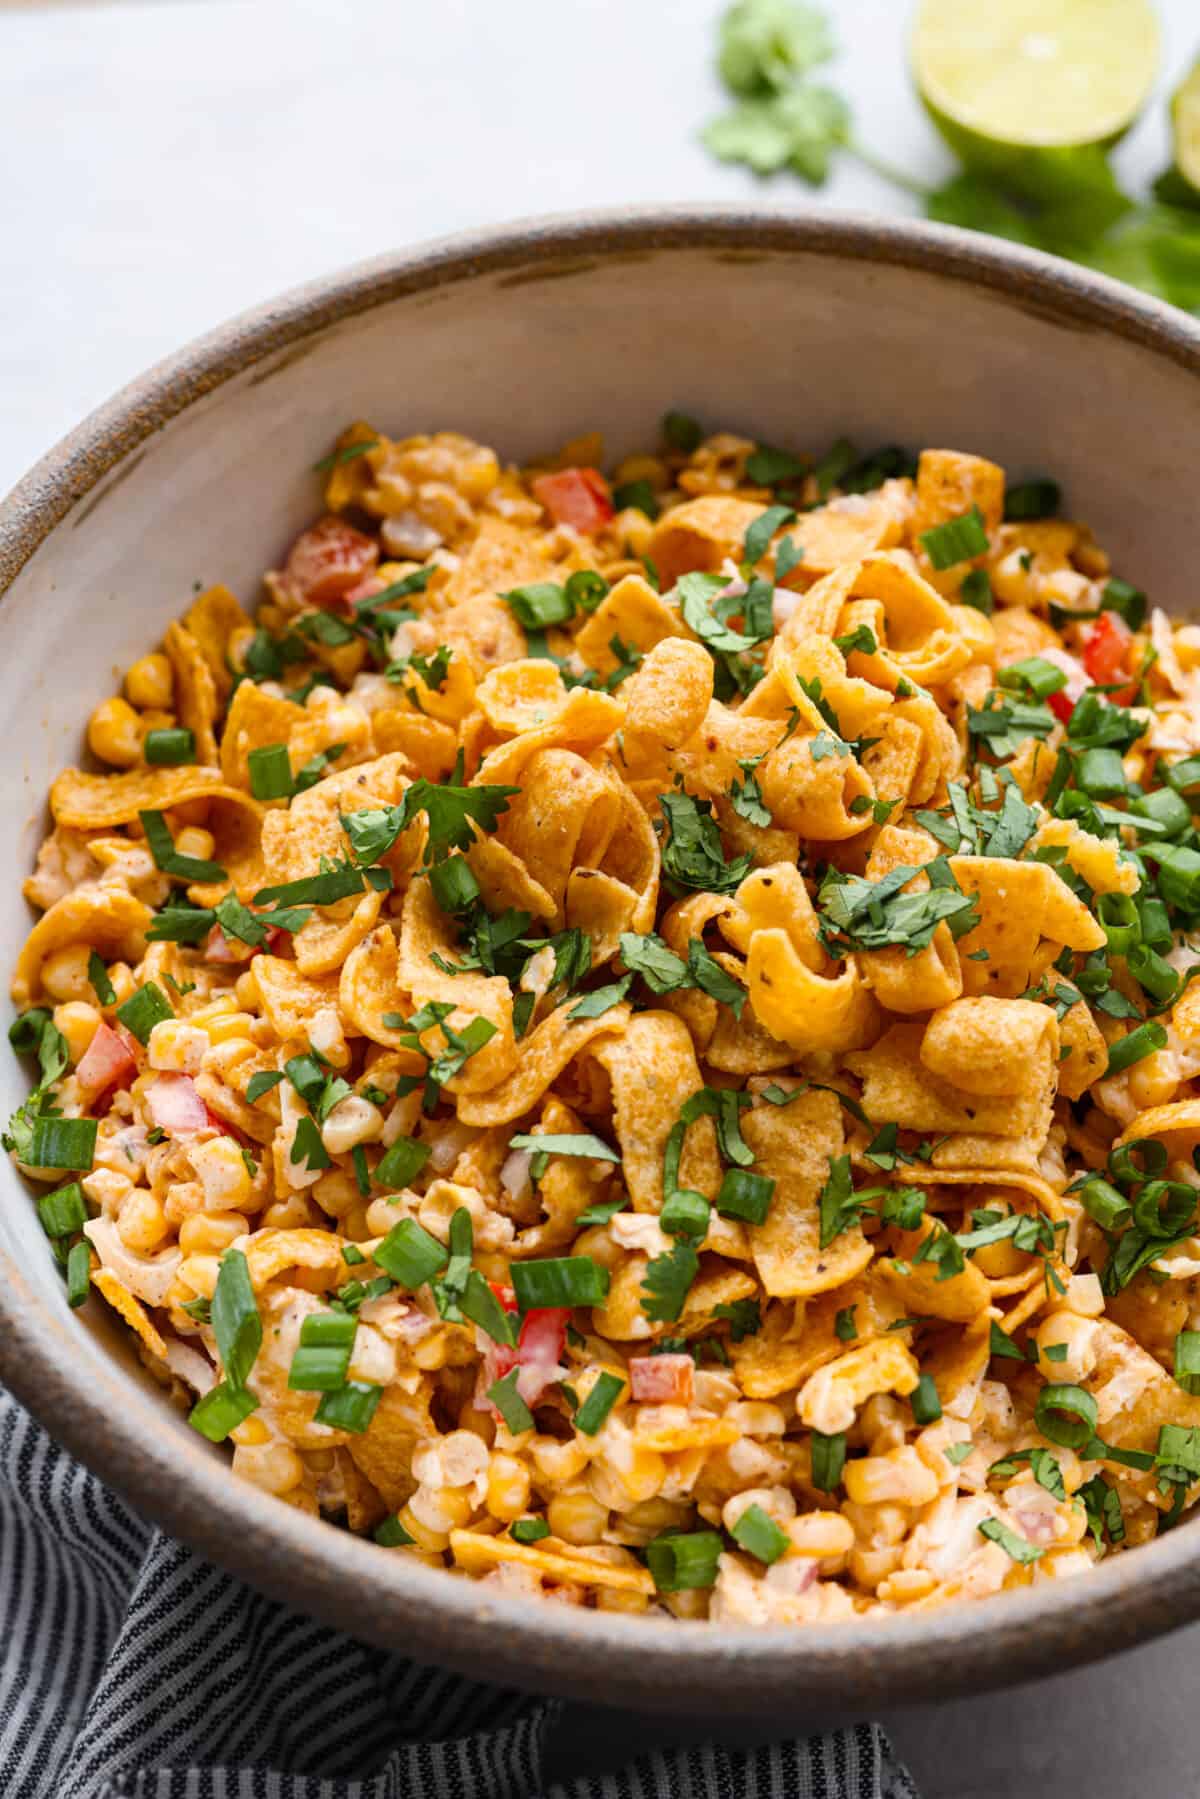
[2,1,1199,1792]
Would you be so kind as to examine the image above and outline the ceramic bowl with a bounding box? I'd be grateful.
[3,207,1200,1722]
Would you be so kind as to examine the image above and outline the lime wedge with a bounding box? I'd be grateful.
[1160,58,1200,204]
[914,0,1160,176]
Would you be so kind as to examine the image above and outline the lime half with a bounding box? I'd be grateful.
[1165,58,1200,201]
[914,0,1160,176]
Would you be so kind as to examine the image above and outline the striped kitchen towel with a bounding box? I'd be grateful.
[0,1393,919,1799]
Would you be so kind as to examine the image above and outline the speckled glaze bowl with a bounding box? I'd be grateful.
[3,208,1200,1722]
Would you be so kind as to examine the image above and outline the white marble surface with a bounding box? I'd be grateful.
[2,0,1199,1791]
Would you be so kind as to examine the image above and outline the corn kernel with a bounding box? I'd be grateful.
[843,1447,940,1508]
[232,1440,304,1497]
[52,1000,100,1064]
[124,653,174,710]
[1035,1310,1099,1383]
[189,1136,253,1211]
[147,1019,208,1074]
[397,1502,450,1553]
[41,943,93,1003]
[178,1253,220,1299]
[234,970,261,1011]
[178,1210,248,1255]
[547,1488,608,1545]
[116,1190,170,1254]
[88,696,143,768]
[174,826,216,863]
[204,1012,257,1046]
[486,1454,531,1522]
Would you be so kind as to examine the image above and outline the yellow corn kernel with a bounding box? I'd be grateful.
[190,995,238,1025]
[410,1484,475,1535]
[843,1447,940,1508]
[205,1038,258,1077]
[172,824,215,863]
[41,943,93,1003]
[596,1586,651,1615]
[189,1136,253,1211]
[1035,1310,1100,1383]
[233,1413,271,1447]
[262,1194,322,1230]
[88,696,144,768]
[125,652,174,710]
[147,1018,208,1074]
[178,1253,220,1299]
[877,1568,938,1605]
[52,1000,101,1064]
[106,962,137,1007]
[116,1190,170,1254]
[971,1238,1027,1279]
[530,1435,591,1485]
[234,970,261,1012]
[232,1440,304,1497]
[1128,1049,1181,1110]
[547,1487,609,1545]
[397,1504,451,1554]
[204,1012,257,1046]
[313,1170,359,1219]
[343,1202,372,1240]
[139,709,175,735]
[485,1454,531,1522]
[178,1210,248,1255]
[787,1510,855,1559]
[617,509,656,558]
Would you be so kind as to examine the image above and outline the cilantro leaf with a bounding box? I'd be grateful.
[717,0,834,97]
[659,793,751,897]
[641,1241,700,1323]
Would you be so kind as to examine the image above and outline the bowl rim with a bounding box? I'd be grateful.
[4,203,1200,1719]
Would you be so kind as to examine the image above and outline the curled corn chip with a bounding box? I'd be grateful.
[91,1265,168,1360]
[740,1087,869,1298]
[13,885,151,1008]
[448,1529,655,1594]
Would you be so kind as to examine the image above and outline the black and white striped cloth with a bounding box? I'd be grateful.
[0,1392,920,1799]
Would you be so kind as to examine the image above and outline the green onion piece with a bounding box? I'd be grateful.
[116,981,173,1045]
[978,1516,1043,1564]
[1101,577,1146,630]
[1175,1331,1200,1396]
[574,1371,624,1436]
[139,809,227,882]
[511,1256,610,1310]
[959,567,993,614]
[1132,1178,1196,1239]
[1153,845,1200,911]
[918,506,988,571]
[1074,747,1129,799]
[1109,1137,1167,1183]
[1139,896,1173,951]
[644,1530,723,1592]
[247,743,294,801]
[662,410,703,454]
[29,1116,97,1170]
[996,657,1068,700]
[613,479,660,518]
[811,1430,847,1492]
[715,1167,775,1225]
[510,1517,550,1544]
[488,1367,534,1434]
[660,1188,710,1239]
[65,1238,91,1308]
[189,1381,259,1443]
[374,1218,448,1288]
[1166,755,1200,795]
[143,727,196,767]
[1131,787,1191,838]
[1035,1382,1098,1449]
[37,1181,86,1239]
[314,1381,382,1434]
[342,1243,365,1266]
[458,1268,518,1346]
[1003,479,1059,521]
[1105,1020,1168,1075]
[287,1343,355,1392]
[1097,891,1140,954]
[211,1248,262,1389]
[374,1136,432,1191]
[87,951,116,1006]
[1127,942,1179,1004]
[910,1373,943,1425]
[503,582,574,630]
[428,855,481,916]
[1078,1175,1131,1232]
[374,1514,415,1547]
[731,1502,790,1565]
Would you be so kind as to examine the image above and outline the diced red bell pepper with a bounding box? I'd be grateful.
[531,468,614,535]
[1082,610,1136,703]
[629,1353,694,1405]
[283,515,379,606]
[75,1021,138,1099]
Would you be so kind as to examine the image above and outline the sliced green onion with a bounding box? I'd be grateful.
[87,951,116,1006]
[511,1257,610,1310]
[1074,747,1129,799]
[510,1517,550,1544]
[374,1218,448,1289]
[1105,1020,1168,1075]
[715,1167,775,1225]
[574,1371,624,1436]
[1097,892,1140,954]
[458,1268,518,1347]
[996,657,1068,700]
[428,855,481,916]
[143,727,196,766]
[1175,1331,1200,1396]
[1035,1382,1098,1449]
[374,1514,415,1547]
[978,1516,1043,1564]
[1131,1179,1196,1239]
[211,1248,262,1388]
[139,809,227,882]
[247,743,294,801]
[1153,844,1200,911]
[644,1530,723,1592]
[910,1373,943,1425]
[65,1238,91,1308]
[503,582,574,630]
[1109,1137,1167,1183]
[189,1380,259,1442]
[1004,479,1059,521]
[919,505,988,571]
[1127,943,1180,1004]
[959,567,993,615]
[613,479,659,518]
[1166,756,1200,795]
[660,1188,710,1239]
[662,410,703,454]
[288,1344,355,1391]
[488,1366,534,1434]
[1131,788,1191,838]
[1101,577,1146,630]
[374,1136,431,1191]
[314,1381,382,1434]
[1078,1175,1131,1232]
[29,1116,97,1170]
[811,1429,847,1492]
[37,1181,86,1239]
[1138,896,1173,950]
[731,1502,790,1565]
[117,981,174,1046]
